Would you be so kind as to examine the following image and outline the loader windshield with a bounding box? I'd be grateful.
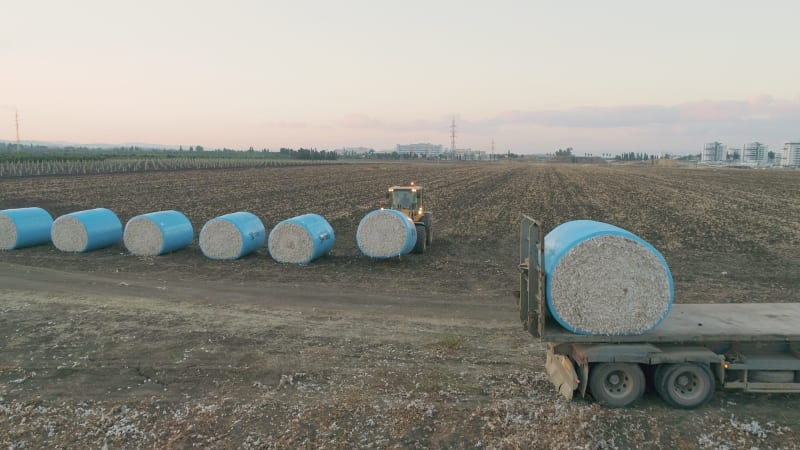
[391,189,417,210]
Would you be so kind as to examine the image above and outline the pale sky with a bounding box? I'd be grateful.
[2,1,799,154]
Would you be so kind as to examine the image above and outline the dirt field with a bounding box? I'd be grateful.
[1,162,799,448]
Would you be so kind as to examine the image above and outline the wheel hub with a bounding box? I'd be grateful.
[605,371,629,394]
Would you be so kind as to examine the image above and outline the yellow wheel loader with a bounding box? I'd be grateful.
[386,182,432,254]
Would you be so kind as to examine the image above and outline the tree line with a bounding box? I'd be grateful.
[615,152,656,161]
[0,143,295,162]
[278,148,338,160]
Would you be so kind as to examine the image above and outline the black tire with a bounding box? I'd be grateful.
[423,214,433,245]
[749,370,794,383]
[413,225,427,254]
[654,364,670,398]
[657,363,715,409]
[589,363,646,408]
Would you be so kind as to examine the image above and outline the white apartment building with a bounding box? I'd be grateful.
[782,142,800,167]
[702,142,726,163]
[741,142,768,164]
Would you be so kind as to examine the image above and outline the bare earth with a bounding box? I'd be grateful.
[1,162,799,448]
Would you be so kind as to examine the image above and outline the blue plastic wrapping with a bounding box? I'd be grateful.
[544,220,674,335]
[0,207,54,250]
[125,210,193,255]
[54,208,123,252]
[356,209,417,258]
[268,213,335,264]
[200,211,265,260]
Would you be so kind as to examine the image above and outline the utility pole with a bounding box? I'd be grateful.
[15,109,21,151]
[491,138,495,161]
[450,116,456,160]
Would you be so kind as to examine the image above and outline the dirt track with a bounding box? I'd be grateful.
[1,162,799,448]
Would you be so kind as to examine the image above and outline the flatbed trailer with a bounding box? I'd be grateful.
[518,215,800,408]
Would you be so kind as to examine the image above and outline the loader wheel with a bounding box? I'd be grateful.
[589,363,645,408]
[413,225,427,254]
[422,215,432,245]
[656,363,715,409]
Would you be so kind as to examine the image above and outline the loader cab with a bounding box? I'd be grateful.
[387,184,424,221]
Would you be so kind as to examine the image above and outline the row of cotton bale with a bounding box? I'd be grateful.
[1,207,336,265]
[3,206,420,261]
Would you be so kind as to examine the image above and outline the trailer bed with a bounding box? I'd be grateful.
[543,303,800,343]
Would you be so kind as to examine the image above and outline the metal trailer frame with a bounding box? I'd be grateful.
[518,214,800,407]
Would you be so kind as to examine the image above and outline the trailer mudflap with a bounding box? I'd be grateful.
[545,345,579,400]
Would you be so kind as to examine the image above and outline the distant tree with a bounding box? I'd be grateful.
[555,147,573,157]
[195,145,204,152]
[768,151,776,161]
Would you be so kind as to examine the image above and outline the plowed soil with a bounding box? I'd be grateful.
[1,161,799,448]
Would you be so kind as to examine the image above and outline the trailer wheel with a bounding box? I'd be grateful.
[657,363,715,409]
[589,363,645,408]
[654,364,669,393]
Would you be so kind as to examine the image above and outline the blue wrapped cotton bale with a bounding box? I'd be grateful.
[268,213,335,264]
[51,208,123,252]
[199,212,265,260]
[0,207,54,250]
[356,209,417,258]
[544,220,674,336]
[124,210,194,256]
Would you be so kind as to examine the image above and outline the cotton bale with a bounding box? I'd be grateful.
[268,213,335,264]
[0,207,54,250]
[356,209,417,258]
[199,212,265,260]
[124,210,193,256]
[51,208,123,252]
[544,220,673,336]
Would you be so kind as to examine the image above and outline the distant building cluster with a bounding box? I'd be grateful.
[700,141,799,167]
[337,147,374,157]
[397,143,444,157]
[451,148,487,161]
[395,143,487,160]
[334,144,488,160]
